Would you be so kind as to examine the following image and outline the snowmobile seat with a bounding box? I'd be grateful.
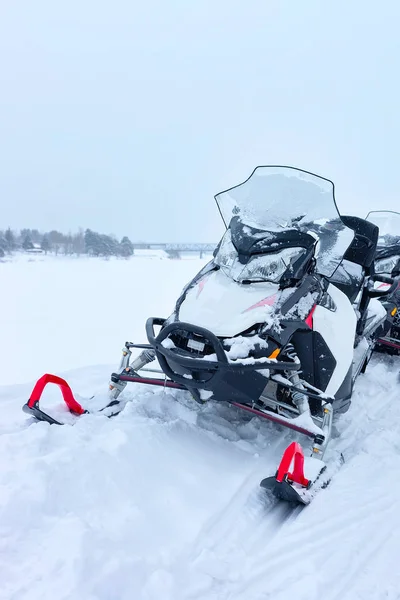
[341,215,379,272]
[330,216,379,303]
[340,216,381,335]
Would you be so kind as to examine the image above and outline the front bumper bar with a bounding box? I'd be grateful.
[145,317,299,388]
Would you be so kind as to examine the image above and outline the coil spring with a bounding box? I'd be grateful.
[292,389,307,405]
[283,343,302,374]
[283,343,305,399]
[284,342,297,362]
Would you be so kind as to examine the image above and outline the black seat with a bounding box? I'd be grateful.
[340,216,381,335]
[341,215,379,273]
[330,216,378,304]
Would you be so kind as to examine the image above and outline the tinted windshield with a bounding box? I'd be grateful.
[366,211,400,247]
[215,166,354,277]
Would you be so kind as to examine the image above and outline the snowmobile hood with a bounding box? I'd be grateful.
[178,268,281,337]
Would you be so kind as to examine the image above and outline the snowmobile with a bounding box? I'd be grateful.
[23,166,397,505]
[105,166,398,504]
[365,211,400,353]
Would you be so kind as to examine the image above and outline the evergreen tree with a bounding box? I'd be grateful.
[20,228,31,240]
[22,234,34,250]
[0,235,7,253]
[41,234,51,254]
[119,236,134,257]
[5,228,16,251]
[98,234,118,257]
[84,229,100,255]
[84,229,120,257]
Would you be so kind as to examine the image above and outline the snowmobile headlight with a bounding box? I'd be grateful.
[214,229,237,270]
[236,248,307,284]
[215,230,307,284]
[375,256,400,275]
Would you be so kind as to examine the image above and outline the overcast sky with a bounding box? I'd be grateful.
[0,0,399,242]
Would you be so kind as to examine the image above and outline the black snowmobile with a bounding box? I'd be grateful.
[105,166,397,503]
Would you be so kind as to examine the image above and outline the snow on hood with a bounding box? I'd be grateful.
[178,268,281,337]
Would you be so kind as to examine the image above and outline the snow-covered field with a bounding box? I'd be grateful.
[1,254,399,600]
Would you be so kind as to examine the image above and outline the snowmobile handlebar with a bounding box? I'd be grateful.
[145,317,299,389]
[372,274,395,285]
[368,274,398,298]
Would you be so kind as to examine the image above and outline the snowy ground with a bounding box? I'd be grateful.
[1,254,399,599]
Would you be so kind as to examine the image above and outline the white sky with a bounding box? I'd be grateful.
[0,0,399,242]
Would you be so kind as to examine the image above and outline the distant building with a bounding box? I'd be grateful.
[25,243,44,254]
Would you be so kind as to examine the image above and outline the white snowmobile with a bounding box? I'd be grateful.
[23,166,397,504]
[106,166,397,503]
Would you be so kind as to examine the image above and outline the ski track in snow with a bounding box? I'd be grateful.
[1,255,400,599]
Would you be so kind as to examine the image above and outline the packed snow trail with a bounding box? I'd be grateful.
[1,256,400,599]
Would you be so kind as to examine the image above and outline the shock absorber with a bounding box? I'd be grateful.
[109,346,156,399]
[129,348,156,372]
[284,343,309,415]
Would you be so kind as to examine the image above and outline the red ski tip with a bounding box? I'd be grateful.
[25,374,86,424]
[276,441,310,488]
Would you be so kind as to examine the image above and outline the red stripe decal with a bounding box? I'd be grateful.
[305,304,317,329]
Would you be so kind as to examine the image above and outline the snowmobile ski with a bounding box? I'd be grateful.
[23,373,125,425]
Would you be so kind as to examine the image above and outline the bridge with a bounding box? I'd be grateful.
[132,242,216,257]
[132,243,216,251]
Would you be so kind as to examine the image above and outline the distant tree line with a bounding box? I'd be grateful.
[0,227,134,258]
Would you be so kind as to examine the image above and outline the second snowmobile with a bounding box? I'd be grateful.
[366,210,400,353]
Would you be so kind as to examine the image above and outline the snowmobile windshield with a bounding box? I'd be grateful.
[215,166,354,277]
[366,211,400,247]
[367,211,400,273]
[215,229,307,283]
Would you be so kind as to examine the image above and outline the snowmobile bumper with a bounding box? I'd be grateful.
[110,318,335,458]
[145,317,300,389]
[137,317,302,409]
